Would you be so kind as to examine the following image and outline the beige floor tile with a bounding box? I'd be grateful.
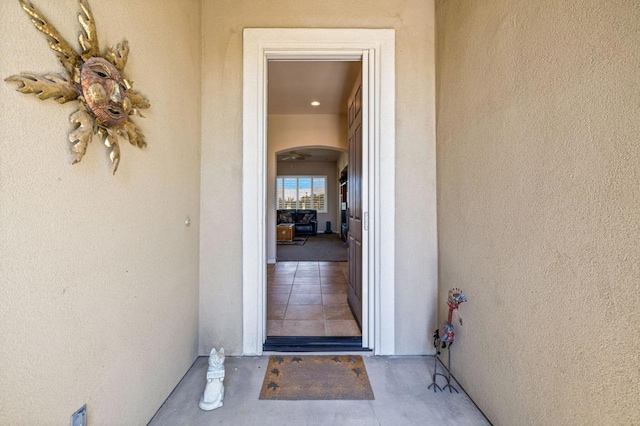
[273,270,297,276]
[288,293,323,305]
[321,278,348,286]
[291,284,322,294]
[321,278,347,285]
[321,285,348,294]
[323,304,354,320]
[293,278,321,286]
[318,269,342,274]
[295,266,319,271]
[320,269,347,276]
[268,294,290,305]
[269,269,296,279]
[325,320,361,336]
[273,270,297,277]
[294,274,320,280]
[272,270,296,275]
[266,261,359,338]
[276,261,299,267]
[322,293,348,305]
[319,265,343,272]
[268,285,292,294]
[284,304,324,320]
[267,320,283,335]
[281,320,325,336]
[267,304,287,320]
[270,277,295,285]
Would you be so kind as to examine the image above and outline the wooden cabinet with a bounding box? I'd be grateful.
[276,224,295,242]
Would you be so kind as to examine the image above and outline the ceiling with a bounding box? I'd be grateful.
[270,60,360,162]
[268,61,361,115]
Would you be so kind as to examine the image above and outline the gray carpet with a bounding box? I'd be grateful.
[277,233,347,262]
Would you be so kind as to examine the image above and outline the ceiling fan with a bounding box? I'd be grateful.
[280,151,311,161]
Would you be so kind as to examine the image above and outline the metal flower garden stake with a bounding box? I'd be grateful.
[428,287,467,393]
[5,0,150,174]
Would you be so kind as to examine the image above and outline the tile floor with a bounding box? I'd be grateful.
[267,261,361,337]
[150,355,491,425]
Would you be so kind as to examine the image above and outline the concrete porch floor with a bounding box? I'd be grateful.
[150,355,490,425]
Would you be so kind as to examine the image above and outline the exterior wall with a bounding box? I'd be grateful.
[0,1,201,424]
[200,0,436,355]
[268,114,346,261]
[436,1,640,424]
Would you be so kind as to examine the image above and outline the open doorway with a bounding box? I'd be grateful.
[242,28,396,356]
[266,60,362,348]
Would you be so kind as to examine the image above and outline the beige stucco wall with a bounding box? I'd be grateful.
[436,1,640,424]
[0,0,201,424]
[200,0,436,355]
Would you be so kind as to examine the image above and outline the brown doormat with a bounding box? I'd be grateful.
[259,355,374,400]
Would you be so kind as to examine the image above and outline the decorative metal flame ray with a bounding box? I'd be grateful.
[78,0,99,59]
[69,108,94,164]
[105,41,129,73]
[5,73,77,104]
[18,0,81,79]
[121,121,146,148]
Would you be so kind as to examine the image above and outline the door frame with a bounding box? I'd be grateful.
[242,28,395,355]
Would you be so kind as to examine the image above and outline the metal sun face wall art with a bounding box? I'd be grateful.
[5,0,150,174]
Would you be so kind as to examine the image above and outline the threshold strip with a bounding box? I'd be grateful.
[263,336,368,352]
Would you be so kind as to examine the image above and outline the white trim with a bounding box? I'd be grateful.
[242,28,395,355]
[360,50,370,348]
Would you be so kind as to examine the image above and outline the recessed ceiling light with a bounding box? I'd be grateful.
[310,101,320,106]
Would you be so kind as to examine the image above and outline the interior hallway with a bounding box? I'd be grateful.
[150,355,490,425]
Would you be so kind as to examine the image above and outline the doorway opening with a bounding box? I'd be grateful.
[266,60,361,349]
[242,28,396,356]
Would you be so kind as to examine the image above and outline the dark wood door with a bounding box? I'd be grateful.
[347,70,363,328]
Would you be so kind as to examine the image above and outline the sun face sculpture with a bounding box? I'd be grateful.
[5,0,150,174]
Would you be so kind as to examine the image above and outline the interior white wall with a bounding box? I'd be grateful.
[0,1,201,423]
[201,0,436,356]
[267,114,346,262]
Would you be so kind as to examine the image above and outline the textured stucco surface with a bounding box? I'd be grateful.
[0,1,201,424]
[436,1,640,424]
[200,0,437,355]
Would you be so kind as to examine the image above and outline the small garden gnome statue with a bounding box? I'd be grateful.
[199,347,225,411]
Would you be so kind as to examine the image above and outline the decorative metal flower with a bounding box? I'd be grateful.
[5,0,150,174]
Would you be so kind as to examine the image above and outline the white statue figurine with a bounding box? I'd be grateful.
[199,347,225,411]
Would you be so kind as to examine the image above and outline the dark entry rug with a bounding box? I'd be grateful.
[259,355,374,400]
[276,236,308,246]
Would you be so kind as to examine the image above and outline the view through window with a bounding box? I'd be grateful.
[276,176,327,212]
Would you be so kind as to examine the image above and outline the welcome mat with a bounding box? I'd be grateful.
[259,355,374,400]
[277,236,308,246]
